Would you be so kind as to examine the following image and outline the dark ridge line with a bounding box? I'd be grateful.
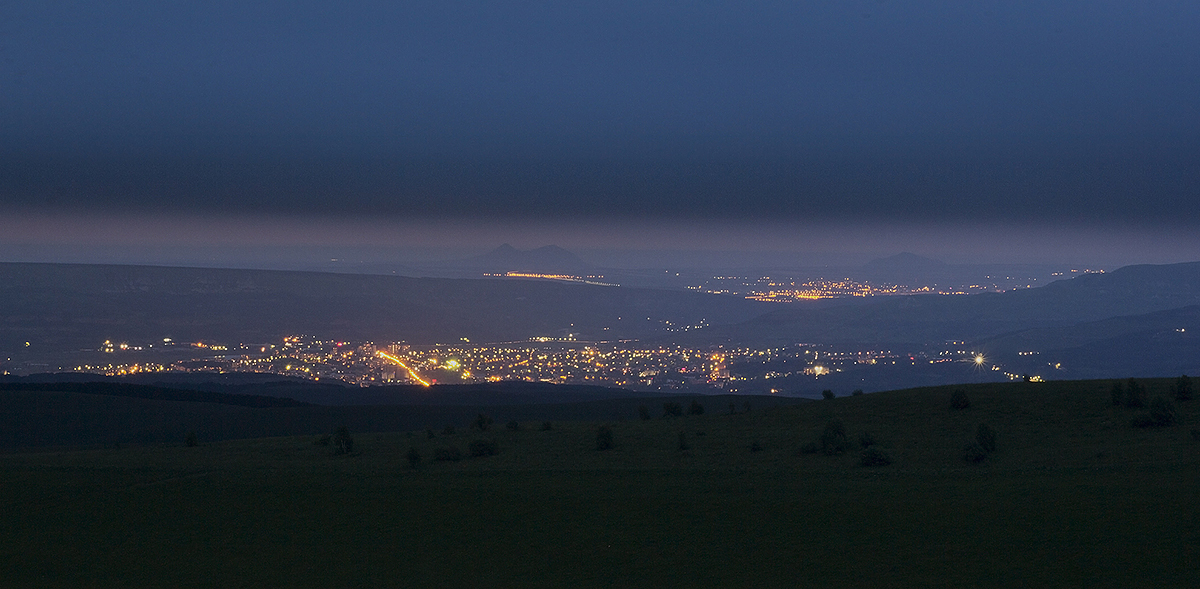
[0,382,311,408]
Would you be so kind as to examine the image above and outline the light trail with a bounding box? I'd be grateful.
[377,350,431,387]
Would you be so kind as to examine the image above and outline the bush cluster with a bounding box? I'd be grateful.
[434,446,462,461]
[822,390,835,400]
[820,419,848,455]
[860,447,892,467]
[662,402,683,417]
[687,400,705,415]
[472,414,493,432]
[468,439,499,457]
[1132,396,1177,428]
[1174,374,1193,402]
[332,426,354,455]
[963,423,996,463]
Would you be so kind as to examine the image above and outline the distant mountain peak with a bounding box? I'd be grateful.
[864,252,947,270]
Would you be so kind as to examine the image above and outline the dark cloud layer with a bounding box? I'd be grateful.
[1,1,1198,225]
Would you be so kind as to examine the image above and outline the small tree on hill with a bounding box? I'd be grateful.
[472,413,493,432]
[820,419,848,455]
[595,425,614,450]
[468,439,499,457]
[1124,378,1146,409]
[663,402,683,417]
[332,425,354,455]
[822,390,835,400]
[976,423,997,453]
[1148,396,1177,427]
[688,400,705,415]
[852,389,864,396]
[1175,375,1193,402]
[1110,381,1125,407]
[950,389,970,410]
[962,442,987,463]
[434,446,462,461]
[860,447,892,467]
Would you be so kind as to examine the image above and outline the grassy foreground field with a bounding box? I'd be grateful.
[3,379,1198,587]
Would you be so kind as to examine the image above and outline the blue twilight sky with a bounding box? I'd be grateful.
[1,1,1198,266]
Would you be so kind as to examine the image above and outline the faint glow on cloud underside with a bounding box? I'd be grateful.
[1,212,1199,267]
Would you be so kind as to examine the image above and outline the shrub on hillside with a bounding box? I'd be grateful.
[860,447,892,467]
[1175,375,1193,402]
[820,419,848,455]
[688,400,705,415]
[857,431,877,448]
[975,423,997,453]
[1124,378,1146,409]
[822,390,835,400]
[1132,396,1178,428]
[638,404,651,421]
[962,442,988,463]
[468,439,499,457]
[434,446,462,461]
[852,389,864,396]
[663,402,683,417]
[506,420,521,431]
[406,447,421,468]
[595,425,614,450]
[1110,381,1125,407]
[950,389,970,410]
[332,425,354,455]
[472,414,493,432]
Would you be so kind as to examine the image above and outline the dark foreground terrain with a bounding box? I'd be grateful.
[2,378,1198,587]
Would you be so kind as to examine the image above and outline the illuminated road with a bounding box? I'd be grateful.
[377,350,431,387]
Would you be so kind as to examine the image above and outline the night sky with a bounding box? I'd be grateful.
[2,1,1198,266]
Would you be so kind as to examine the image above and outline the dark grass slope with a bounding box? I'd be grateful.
[0,381,308,407]
[2,377,1198,587]
[0,384,807,449]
